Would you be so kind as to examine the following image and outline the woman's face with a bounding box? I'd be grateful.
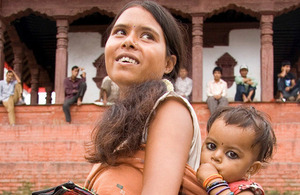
[105,6,176,90]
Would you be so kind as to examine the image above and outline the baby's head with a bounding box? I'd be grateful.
[201,106,276,182]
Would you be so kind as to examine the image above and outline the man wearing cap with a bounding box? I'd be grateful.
[277,60,299,102]
[234,64,257,102]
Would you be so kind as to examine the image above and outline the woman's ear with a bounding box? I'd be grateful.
[164,55,177,74]
[248,161,262,176]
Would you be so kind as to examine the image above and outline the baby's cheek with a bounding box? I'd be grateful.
[200,154,210,164]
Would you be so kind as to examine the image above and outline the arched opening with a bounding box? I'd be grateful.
[11,13,56,88]
[273,7,300,97]
[202,9,260,101]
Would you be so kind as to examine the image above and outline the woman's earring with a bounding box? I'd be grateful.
[247,173,251,181]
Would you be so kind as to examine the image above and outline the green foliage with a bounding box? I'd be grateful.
[283,192,300,195]
[266,190,300,195]
[0,181,32,195]
[266,190,281,195]
[1,191,12,195]
[16,181,33,195]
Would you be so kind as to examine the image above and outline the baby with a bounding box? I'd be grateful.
[197,106,276,195]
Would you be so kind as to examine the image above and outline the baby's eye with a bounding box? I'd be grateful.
[141,33,154,40]
[226,151,239,159]
[206,143,216,151]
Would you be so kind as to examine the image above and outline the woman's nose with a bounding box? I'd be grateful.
[121,34,137,49]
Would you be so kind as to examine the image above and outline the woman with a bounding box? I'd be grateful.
[85,1,204,194]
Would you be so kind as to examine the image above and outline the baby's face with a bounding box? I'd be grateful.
[200,118,261,183]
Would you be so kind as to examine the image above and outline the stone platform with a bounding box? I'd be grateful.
[0,102,299,193]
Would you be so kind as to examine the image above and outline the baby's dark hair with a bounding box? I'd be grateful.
[207,106,276,163]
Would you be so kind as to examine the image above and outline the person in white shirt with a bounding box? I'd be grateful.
[0,70,25,125]
[175,67,193,101]
[100,76,119,105]
[206,67,228,114]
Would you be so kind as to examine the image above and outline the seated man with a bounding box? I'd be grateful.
[234,64,257,102]
[63,66,87,123]
[175,67,193,101]
[206,67,228,114]
[0,70,25,125]
[277,60,299,102]
[296,79,300,103]
[96,75,119,106]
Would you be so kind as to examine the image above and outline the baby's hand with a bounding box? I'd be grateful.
[196,163,219,185]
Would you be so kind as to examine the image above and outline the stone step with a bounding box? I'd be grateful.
[1,103,300,193]
[0,162,92,190]
[0,104,106,125]
[0,141,87,162]
[0,124,94,141]
[1,102,299,125]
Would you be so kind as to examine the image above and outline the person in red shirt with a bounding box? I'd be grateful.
[62,66,86,123]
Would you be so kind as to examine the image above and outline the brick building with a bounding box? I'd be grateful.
[0,0,300,193]
[0,0,299,103]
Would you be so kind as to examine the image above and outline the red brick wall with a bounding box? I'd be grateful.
[0,103,299,193]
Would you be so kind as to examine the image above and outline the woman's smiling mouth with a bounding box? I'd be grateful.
[117,56,139,64]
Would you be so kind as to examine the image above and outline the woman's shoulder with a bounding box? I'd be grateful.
[156,91,191,108]
[152,91,197,123]
[154,92,193,123]
[145,90,202,171]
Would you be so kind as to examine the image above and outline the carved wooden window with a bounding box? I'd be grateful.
[215,52,237,88]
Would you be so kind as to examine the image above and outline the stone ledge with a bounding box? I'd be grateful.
[1,102,299,125]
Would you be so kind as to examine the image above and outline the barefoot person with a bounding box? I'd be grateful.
[234,65,257,102]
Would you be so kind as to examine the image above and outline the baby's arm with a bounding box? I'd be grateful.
[197,164,262,195]
[197,163,232,195]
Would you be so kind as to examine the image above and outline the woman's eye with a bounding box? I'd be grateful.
[141,33,154,40]
[113,29,126,36]
[207,143,216,150]
[226,151,238,159]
